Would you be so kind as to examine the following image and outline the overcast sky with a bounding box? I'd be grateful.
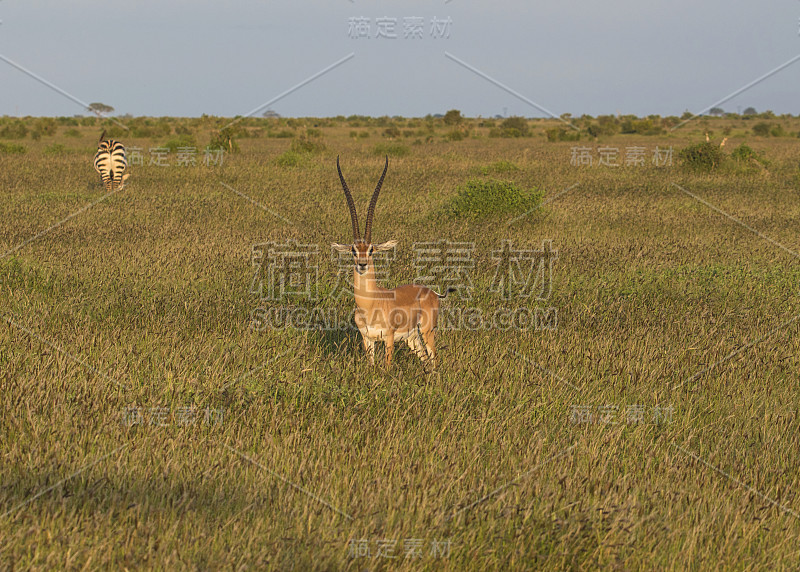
[1,1,799,118]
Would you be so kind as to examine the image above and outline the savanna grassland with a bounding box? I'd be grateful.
[1,112,799,570]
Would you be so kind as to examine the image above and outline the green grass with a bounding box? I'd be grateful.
[1,117,800,570]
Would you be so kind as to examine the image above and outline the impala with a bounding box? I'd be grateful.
[332,156,449,369]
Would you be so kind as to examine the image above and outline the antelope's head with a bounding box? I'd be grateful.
[332,156,397,276]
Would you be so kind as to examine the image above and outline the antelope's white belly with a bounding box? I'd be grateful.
[361,325,414,342]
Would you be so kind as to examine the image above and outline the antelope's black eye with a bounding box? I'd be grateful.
[367,245,373,256]
[351,247,356,256]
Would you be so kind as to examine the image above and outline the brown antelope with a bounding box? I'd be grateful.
[332,156,449,369]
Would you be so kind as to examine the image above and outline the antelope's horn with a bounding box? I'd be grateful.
[337,156,361,242]
[364,155,388,245]
[99,130,106,143]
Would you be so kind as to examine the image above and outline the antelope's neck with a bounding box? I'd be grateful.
[353,263,388,307]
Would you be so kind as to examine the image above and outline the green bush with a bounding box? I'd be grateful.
[372,142,410,157]
[34,117,58,136]
[207,128,239,153]
[64,128,81,138]
[274,135,326,167]
[751,122,771,137]
[0,142,27,154]
[275,150,304,167]
[448,179,543,218]
[43,143,67,155]
[730,144,756,162]
[619,118,663,135]
[443,109,463,125]
[476,160,520,175]
[0,121,29,139]
[678,142,724,171]
[290,136,326,154]
[444,129,466,141]
[545,128,580,142]
[730,143,768,168]
[162,134,197,152]
[499,116,529,137]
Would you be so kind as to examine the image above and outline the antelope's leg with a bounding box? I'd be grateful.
[422,328,436,369]
[407,327,429,363]
[384,331,395,369]
[355,312,375,365]
[405,331,424,361]
[361,335,375,365]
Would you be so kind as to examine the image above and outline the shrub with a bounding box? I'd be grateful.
[372,142,410,157]
[730,143,768,168]
[44,143,67,155]
[162,134,197,152]
[34,118,58,136]
[275,150,304,167]
[620,118,663,135]
[0,142,27,154]
[274,134,326,167]
[476,160,520,175]
[64,128,81,138]
[730,144,756,163]
[207,128,239,153]
[0,121,28,139]
[751,122,771,137]
[770,124,786,137]
[678,142,724,171]
[444,129,466,141]
[290,135,326,154]
[500,116,529,137]
[545,128,580,142]
[443,109,463,125]
[448,179,543,218]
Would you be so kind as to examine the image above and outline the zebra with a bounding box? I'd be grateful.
[94,131,129,191]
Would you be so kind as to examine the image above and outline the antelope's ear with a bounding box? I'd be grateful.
[373,239,398,251]
[331,243,352,253]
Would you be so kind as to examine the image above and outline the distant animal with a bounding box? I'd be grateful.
[94,130,129,191]
[332,156,452,370]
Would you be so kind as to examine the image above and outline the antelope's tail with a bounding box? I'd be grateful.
[434,287,457,299]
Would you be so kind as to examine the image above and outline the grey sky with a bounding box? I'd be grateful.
[1,1,798,118]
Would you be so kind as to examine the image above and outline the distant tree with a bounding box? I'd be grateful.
[500,116,529,137]
[680,110,693,120]
[742,107,757,116]
[88,102,114,115]
[443,109,463,125]
[708,107,724,116]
